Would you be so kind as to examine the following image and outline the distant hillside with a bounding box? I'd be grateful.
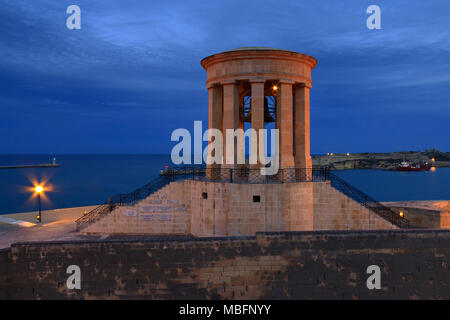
[312,149,450,170]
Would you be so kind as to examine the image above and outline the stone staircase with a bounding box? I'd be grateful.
[75,175,175,231]
[78,180,191,235]
[76,166,409,234]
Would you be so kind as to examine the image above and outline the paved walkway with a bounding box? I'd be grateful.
[0,205,98,249]
[0,216,36,227]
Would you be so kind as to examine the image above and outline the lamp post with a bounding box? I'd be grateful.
[35,185,43,223]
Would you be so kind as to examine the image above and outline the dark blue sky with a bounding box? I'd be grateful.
[1,0,449,154]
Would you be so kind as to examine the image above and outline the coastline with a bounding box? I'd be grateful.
[312,149,450,170]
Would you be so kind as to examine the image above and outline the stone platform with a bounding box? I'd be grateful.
[81,180,396,236]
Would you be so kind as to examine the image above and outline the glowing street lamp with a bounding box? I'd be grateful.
[35,185,44,223]
[399,211,404,218]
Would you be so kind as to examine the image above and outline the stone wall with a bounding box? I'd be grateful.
[0,249,11,299]
[286,183,314,231]
[1,230,449,299]
[387,202,450,229]
[435,201,450,228]
[312,182,397,230]
[388,207,441,228]
[442,212,450,229]
[83,180,397,236]
[82,182,191,235]
[190,181,291,237]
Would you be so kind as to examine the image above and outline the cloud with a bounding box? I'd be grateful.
[0,0,449,153]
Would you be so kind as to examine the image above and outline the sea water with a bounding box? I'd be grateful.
[0,155,448,214]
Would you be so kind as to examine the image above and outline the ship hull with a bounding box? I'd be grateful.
[397,165,430,172]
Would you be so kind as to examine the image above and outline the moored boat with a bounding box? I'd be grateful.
[397,161,431,171]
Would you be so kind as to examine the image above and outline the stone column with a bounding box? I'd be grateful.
[206,84,223,179]
[222,80,240,169]
[250,79,265,169]
[273,85,282,179]
[279,81,295,173]
[276,87,281,130]
[294,84,312,170]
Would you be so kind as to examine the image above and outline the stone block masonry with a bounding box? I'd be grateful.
[201,48,317,172]
[0,249,11,299]
[1,230,448,299]
[82,180,397,236]
[82,181,192,235]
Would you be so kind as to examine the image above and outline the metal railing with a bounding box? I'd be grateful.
[76,175,175,231]
[162,166,330,183]
[76,165,408,231]
[327,172,409,228]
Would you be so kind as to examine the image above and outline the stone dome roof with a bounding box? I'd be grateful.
[201,47,317,70]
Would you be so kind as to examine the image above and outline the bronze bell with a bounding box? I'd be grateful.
[264,97,276,123]
[242,97,276,123]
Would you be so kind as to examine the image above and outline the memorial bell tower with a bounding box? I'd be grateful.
[201,47,317,171]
